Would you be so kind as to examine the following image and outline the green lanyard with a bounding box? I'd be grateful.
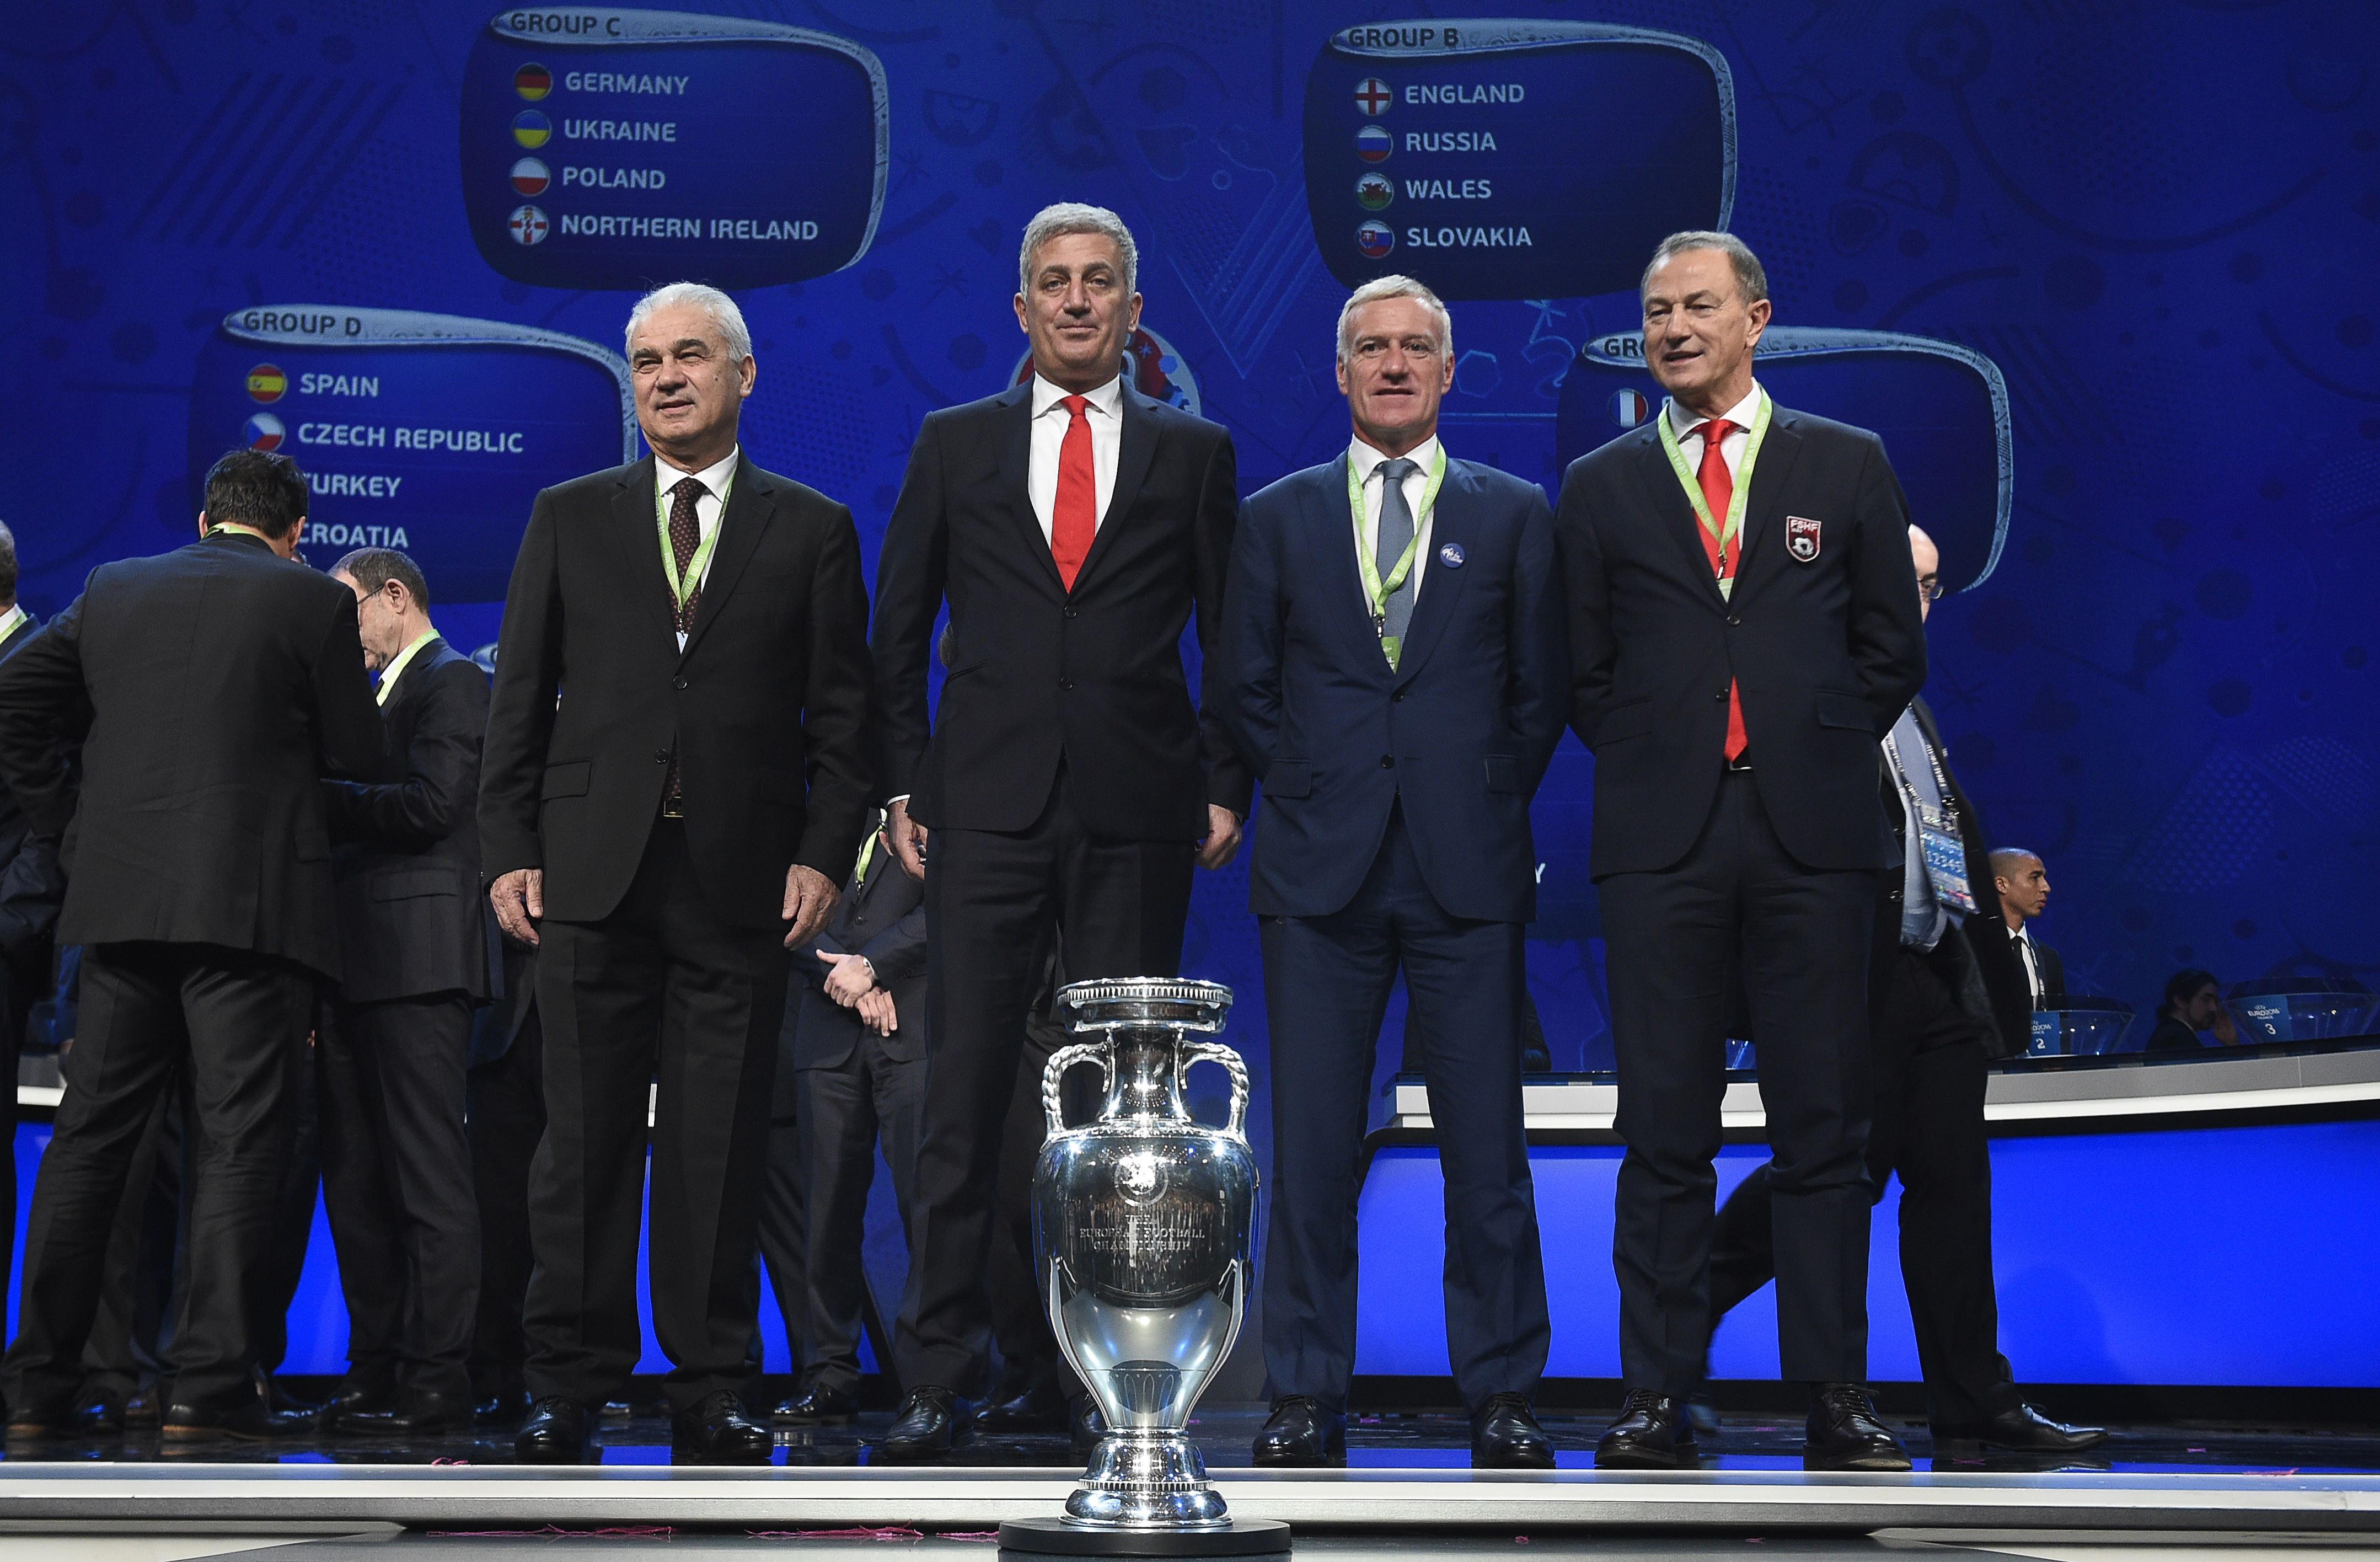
[1346,444,1447,667]
[1655,393,1771,600]
[655,466,735,612]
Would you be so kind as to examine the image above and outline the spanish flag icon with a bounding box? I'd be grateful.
[512,110,551,149]
[515,62,551,100]
[246,363,287,404]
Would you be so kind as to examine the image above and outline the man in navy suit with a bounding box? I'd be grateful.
[1557,233,1926,1472]
[1223,276,1567,1470]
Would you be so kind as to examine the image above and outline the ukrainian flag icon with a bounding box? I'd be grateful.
[512,110,551,149]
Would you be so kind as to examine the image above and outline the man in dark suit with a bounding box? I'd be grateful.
[0,448,381,1440]
[480,282,875,1463]
[764,810,926,1425]
[869,203,1251,1458]
[0,521,65,1321]
[1701,525,2105,1456]
[1557,232,1926,1472]
[313,546,493,1435]
[1225,276,1566,1469]
[1966,849,2062,1055]
[465,950,542,1426]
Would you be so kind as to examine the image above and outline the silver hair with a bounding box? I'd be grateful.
[1335,274,1454,365]
[1017,202,1139,298]
[1639,231,1769,307]
[624,281,752,363]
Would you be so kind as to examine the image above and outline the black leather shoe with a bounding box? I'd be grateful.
[1932,1402,2109,1453]
[774,1382,859,1425]
[515,1397,592,1463]
[475,1389,531,1427]
[71,1388,126,1437]
[1595,1388,1697,1469]
[1470,1392,1555,1469]
[672,1390,774,1463]
[261,1372,320,1417]
[162,1393,307,1442]
[978,1382,1069,1433]
[124,1381,160,1427]
[1070,1392,1108,1456]
[1804,1383,1912,1472]
[872,1387,974,1463]
[318,1376,398,1432]
[343,1388,477,1437]
[6,1400,74,1441]
[1251,1395,1346,1467]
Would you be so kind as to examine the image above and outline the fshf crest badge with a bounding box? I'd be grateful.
[1787,515,1821,563]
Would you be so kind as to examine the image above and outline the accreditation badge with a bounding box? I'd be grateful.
[1917,814,1980,915]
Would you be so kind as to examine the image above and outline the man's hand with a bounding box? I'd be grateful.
[1197,804,1243,870]
[856,987,898,1037]
[782,864,840,949]
[2211,999,2239,1046]
[491,868,544,947]
[817,949,875,1007]
[886,796,929,880]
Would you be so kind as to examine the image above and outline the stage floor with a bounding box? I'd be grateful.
[0,1403,2376,1555]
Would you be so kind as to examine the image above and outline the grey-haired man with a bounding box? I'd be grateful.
[869,203,1251,1459]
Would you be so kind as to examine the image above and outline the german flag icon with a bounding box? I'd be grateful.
[515,62,551,100]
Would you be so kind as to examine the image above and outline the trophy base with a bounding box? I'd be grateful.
[996,1518,1291,1557]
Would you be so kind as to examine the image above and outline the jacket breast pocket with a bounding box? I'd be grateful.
[1813,691,1873,733]
[1264,761,1314,799]
[542,760,592,800]
[1484,755,1521,793]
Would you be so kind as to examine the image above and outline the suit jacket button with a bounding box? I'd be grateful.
[1380,755,1395,768]
[655,748,669,762]
[673,676,688,690]
[1064,606,1079,619]
[1060,678,1075,691]
[1391,691,1405,702]
[1726,615,1740,626]
[1714,690,1727,700]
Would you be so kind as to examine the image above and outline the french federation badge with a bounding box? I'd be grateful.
[1786,515,1821,563]
[1438,542,1465,568]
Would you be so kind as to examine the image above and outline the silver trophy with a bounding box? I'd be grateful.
[996,978,1288,1558]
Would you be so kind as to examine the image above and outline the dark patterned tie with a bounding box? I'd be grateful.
[663,475,704,815]
[668,476,705,634]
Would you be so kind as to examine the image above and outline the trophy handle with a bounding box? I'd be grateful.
[1181,1041,1250,1139]
[1042,1041,1109,1137]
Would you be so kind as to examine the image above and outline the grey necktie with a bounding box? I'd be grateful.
[1374,457,1420,646]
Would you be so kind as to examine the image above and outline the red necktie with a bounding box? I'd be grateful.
[1051,395,1096,590]
[1693,419,1749,762]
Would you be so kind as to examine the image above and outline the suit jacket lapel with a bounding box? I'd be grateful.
[383,636,447,715]
[1306,456,1392,677]
[1070,387,1159,593]
[990,384,1065,594]
[615,458,680,653]
[681,453,775,659]
[1388,460,1477,683]
[1724,410,1805,609]
[1633,431,1728,609]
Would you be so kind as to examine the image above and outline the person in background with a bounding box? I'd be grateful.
[2145,970,2236,1052]
[0,448,380,1441]
[0,520,65,1330]
[465,954,542,1427]
[1965,849,2062,1056]
[1699,525,2105,1457]
[766,807,927,1426]
[314,547,493,1436]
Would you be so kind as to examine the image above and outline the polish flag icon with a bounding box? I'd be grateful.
[511,157,550,197]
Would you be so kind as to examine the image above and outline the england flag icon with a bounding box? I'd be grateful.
[1354,77,1393,116]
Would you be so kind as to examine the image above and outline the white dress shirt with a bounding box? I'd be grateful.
[2014,924,2046,1006]
[1349,431,1443,609]
[1664,380,1766,486]
[655,443,739,649]
[1028,373,1123,543]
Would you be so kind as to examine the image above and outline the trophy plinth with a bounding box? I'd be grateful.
[999,978,1289,1559]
